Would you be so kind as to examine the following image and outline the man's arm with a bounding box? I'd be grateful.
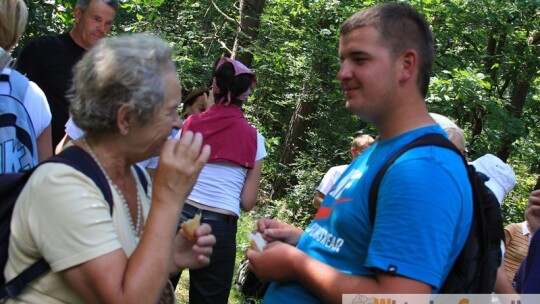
[247,243,431,303]
[55,133,71,154]
[494,229,517,294]
[312,190,325,208]
[493,260,517,294]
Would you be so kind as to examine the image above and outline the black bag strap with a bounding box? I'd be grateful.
[52,146,114,208]
[133,164,148,195]
[1,258,48,299]
[368,133,464,226]
[1,145,114,299]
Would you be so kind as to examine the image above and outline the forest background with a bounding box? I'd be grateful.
[18,0,539,249]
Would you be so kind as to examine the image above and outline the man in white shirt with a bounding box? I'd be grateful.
[312,133,375,208]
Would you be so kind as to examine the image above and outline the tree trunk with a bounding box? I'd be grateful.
[270,18,334,200]
[498,38,539,162]
[498,68,532,162]
[231,0,266,66]
[469,30,501,150]
[271,83,315,199]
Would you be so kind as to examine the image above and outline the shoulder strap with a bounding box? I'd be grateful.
[50,146,114,209]
[1,145,114,299]
[0,259,48,299]
[5,70,29,102]
[133,164,148,195]
[54,146,148,198]
[368,133,464,226]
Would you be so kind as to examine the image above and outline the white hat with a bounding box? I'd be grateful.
[470,154,516,204]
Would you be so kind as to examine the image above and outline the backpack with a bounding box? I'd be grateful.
[0,71,38,174]
[368,133,503,293]
[236,258,270,299]
[0,145,148,299]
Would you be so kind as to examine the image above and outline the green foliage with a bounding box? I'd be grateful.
[419,0,540,224]
[13,0,72,57]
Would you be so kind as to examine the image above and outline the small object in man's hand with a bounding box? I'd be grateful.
[248,232,267,252]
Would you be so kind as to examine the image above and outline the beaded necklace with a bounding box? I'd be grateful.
[82,137,142,237]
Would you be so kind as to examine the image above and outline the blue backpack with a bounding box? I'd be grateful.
[0,146,148,299]
[0,70,38,174]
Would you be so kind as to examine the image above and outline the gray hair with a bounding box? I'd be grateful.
[430,113,466,153]
[352,134,375,151]
[69,34,176,136]
[0,0,28,51]
[341,3,434,98]
[76,0,119,12]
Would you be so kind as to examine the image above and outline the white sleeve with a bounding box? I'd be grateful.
[65,116,85,140]
[140,156,159,169]
[24,81,51,137]
[316,167,337,195]
[255,131,267,161]
[316,165,348,195]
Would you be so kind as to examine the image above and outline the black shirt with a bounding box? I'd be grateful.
[15,32,85,147]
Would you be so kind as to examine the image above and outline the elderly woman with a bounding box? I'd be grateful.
[180,56,266,303]
[5,34,215,303]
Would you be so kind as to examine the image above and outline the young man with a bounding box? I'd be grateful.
[15,0,118,147]
[312,134,375,208]
[246,3,472,302]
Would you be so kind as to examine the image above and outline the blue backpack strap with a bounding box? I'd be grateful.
[1,145,114,299]
[5,70,29,103]
[368,133,462,226]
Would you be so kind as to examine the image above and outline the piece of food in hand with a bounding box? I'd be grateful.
[181,213,202,241]
[248,232,267,252]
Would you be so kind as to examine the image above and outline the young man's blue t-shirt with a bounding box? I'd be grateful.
[263,125,472,303]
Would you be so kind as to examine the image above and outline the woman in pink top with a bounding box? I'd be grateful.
[179,57,267,303]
